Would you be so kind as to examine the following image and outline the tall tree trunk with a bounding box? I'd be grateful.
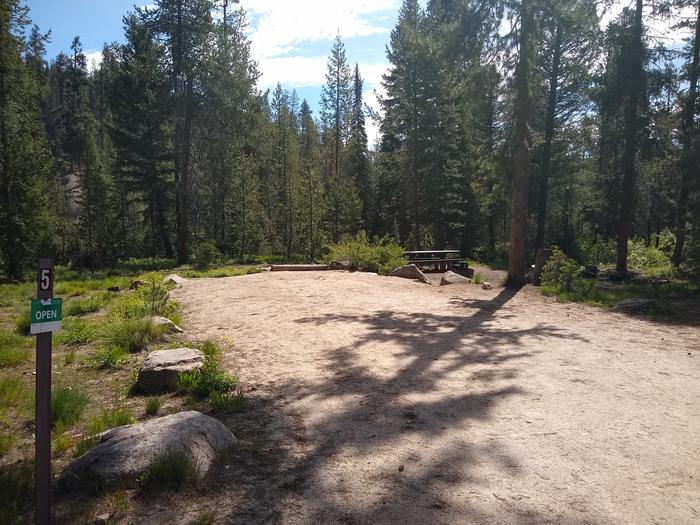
[672,0,700,266]
[615,0,644,277]
[176,74,193,264]
[507,0,532,288]
[535,21,562,252]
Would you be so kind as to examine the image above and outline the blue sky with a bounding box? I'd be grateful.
[24,0,404,143]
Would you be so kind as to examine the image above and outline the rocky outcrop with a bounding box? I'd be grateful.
[440,271,471,286]
[162,274,186,286]
[390,264,430,284]
[58,411,236,492]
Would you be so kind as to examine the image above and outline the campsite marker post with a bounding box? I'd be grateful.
[32,258,61,525]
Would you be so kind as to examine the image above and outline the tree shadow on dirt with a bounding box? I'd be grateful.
[128,286,591,524]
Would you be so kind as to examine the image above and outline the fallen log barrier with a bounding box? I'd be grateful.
[270,264,329,271]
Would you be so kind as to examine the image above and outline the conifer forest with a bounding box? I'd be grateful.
[2,0,700,287]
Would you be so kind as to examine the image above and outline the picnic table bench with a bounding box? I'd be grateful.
[404,250,471,275]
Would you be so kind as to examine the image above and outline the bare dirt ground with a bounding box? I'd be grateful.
[160,271,699,524]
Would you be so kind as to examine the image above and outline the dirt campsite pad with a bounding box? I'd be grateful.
[168,271,700,524]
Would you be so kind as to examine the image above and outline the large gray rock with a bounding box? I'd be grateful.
[390,264,430,284]
[440,271,471,286]
[163,274,186,286]
[149,315,183,334]
[58,411,236,492]
[137,348,204,393]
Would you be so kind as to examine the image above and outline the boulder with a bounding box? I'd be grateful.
[163,274,186,286]
[137,348,204,393]
[328,260,351,270]
[58,411,236,492]
[129,279,147,290]
[440,271,471,286]
[613,298,656,312]
[482,281,493,290]
[390,264,430,284]
[149,315,183,334]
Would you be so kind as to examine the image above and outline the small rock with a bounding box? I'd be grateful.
[129,279,147,290]
[482,282,493,290]
[137,348,204,393]
[398,464,405,472]
[390,264,430,285]
[107,286,120,293]
[149,315,183,334]
[94,513,111,525]
[162,274,186,286]
[58,411,236,492]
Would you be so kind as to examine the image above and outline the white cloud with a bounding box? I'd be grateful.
[85,50,103,71]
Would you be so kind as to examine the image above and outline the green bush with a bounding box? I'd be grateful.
[473,272,485,285]
[138,273,170,317]
[0,329,32,367]
[627,237,671,269]
[108,293,146,320]
[326,232,406,274]
[578,239,616,267]
[541,248,581,293]
[145,397,161,416]
[193,241,221,269]
[51,387,89,428]
[177,342,240,410]
[102,317,164,353]
[140,451,196,492]
[0,461,34,524]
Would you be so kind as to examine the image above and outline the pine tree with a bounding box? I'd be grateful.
[346,64,371,227]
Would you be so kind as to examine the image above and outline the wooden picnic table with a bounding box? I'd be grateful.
[404,249,468,273]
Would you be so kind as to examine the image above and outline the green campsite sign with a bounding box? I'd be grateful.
[29,297,62,335]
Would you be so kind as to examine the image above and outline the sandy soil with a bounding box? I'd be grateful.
[164,271,700,524]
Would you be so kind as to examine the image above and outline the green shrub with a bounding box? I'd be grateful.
[140,451,196,492]
[65,294,105,316]
[473,272,485,285]
[541,248,581,293]
[94,346,127,369]
[58,318,98,346]
[0,329,32,367]
[51,387,89,428]
[108,293,146,320]
[89,408,135,434]
[102,317,164,353]
[193,241,221,269]
[627,237,671,269]
[145,397,161,416]
[326,232,406,274]
[578,239,616,267]
[210,389,245,412]
[138,273,170,317]
[177,342,239,405]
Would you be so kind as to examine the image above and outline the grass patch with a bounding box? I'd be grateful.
[65,294,105,316]
[88,408,135,434]
[473,272,485,285]
[58,318,98,346]
[145,397,161,416]
[139,451,196,492]
[101,317,165,353]
[177,341,242,411]
[52,422,73,457]
[51,387,89,428]
[0,329,32,367]
[63,350,76,365]
[74,435,100,458]
[0,461,34,524]
[94,346,127,369]
[180,265,261,279]
[0,377,31,421]
[0,434,15,456]
[14,308,30,336]
[189,512,217,525]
